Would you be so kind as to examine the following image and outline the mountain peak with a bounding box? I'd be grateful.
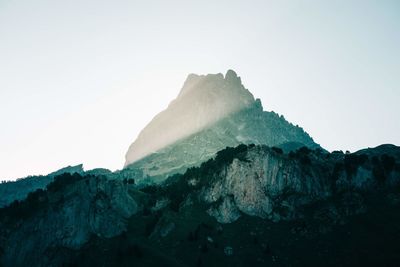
[179,71,243,98]
[124,70,320,177]
[125,70,255,166]
[225,69,241,84]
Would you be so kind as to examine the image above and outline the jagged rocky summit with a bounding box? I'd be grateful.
[124,70,255,166]
[125,70,320,183]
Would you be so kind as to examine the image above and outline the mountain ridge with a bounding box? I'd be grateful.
[1,143,399,266]
[1,70,399,266]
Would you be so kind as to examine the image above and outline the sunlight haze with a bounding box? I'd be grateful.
[0,0,399,180]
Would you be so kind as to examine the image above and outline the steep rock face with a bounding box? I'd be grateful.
[125,70,255,166]
[171,145,400,224]
[207,196,241,223]
[0,175,138,267]
[126,78,319,183]
[201,146,332,223]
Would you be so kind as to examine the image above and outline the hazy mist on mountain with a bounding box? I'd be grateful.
[124,70,319,181]
[125,70,255,166]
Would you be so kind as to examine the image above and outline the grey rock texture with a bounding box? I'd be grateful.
[207,196,241,223]
[200,146,329,222]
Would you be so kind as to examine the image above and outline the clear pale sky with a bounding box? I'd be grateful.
[0,0,399,181]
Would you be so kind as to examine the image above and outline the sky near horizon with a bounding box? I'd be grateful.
[0,0,399,181]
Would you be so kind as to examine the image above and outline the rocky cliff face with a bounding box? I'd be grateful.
[152,144,400,224]
[125,71,320,183]
[198,145,399,223]
[200,147,338,223]
[0,174,138,267]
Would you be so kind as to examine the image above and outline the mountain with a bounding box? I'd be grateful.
[0,173,138,267]
[0,164,144,209]
[0,164,84,208]
[1,70,399,266]
[125,70,320,183]
[125,70,255,166]
[1,144,399,266]
[0,70,319,204]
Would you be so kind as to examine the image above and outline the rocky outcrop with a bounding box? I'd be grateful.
[0,175,138,267]
[207,196,241,223]
[189,145,399,223]
[200,146,330,222]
